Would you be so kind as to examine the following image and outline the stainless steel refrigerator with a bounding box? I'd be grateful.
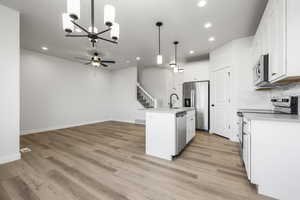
[183,81,209,131]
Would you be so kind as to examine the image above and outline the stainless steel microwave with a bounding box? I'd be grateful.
[253,54,269,87]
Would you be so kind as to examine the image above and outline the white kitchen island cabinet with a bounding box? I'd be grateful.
[243,113,300,200]
[145,108,195,161]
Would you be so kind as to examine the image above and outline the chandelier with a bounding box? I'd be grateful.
[62,0,120,47]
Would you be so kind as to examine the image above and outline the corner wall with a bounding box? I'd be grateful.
[110,67,144,123]
[20,49,112,134]
[0,5,20,164]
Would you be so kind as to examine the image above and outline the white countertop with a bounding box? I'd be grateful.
[244,113,300,122]
[146,107,195,114]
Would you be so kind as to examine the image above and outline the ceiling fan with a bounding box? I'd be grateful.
[76,52,116,67]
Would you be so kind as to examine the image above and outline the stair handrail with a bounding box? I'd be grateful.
[136,83,158,108]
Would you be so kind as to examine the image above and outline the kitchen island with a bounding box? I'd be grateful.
[145,107,195,160]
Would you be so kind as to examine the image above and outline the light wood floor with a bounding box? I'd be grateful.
[0,121,272,200]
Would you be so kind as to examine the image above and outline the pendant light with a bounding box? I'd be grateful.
[111,23,120,40]
[170,41,179,70]
[67,0,80,20]
[62,13,74,33]
[156,22,163,65]
[104,4,116,27]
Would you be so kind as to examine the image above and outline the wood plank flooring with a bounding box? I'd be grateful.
[0,121,273,200]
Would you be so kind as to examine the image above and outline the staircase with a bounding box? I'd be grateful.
[137,83,157,109]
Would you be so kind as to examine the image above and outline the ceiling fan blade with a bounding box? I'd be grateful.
[101,63,108,67]
[101,60,116,64]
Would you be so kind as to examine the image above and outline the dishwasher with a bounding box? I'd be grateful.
[175,111,187,155]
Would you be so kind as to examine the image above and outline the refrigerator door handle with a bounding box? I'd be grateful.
[191,90,195,107]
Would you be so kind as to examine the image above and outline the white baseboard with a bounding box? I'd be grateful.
[21,118,144,136]
[21,119,108,135]
[134,119,146,125]
[0,153,21,165]
[109,119,135,124]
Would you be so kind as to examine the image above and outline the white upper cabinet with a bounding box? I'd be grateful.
[253,0,300,84]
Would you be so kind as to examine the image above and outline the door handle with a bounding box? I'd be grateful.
[211,104,215,107]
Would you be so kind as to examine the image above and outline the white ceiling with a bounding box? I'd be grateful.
[0,0,267,69]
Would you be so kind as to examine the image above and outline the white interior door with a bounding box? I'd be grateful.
[211,67,231,138]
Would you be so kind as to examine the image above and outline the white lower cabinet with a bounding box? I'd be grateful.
[244,117,300,200]
[186,110,196,144]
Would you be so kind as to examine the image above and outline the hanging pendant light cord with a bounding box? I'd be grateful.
[156,22,163,55]
[174,41,178,65]
[158,26,161,55]
[91,0,94,32]
[175,43,177,64]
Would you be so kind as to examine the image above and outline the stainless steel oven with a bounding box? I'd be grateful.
[253,54,269,87]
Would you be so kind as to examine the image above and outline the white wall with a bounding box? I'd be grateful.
[210,37,271,141]
[184,60,210,82]
[231,38,272,109]
[110,67,144,122]
[21,49,112,134]
[0,5,20,164]
[270,83,300,97]
[140,67,173,107]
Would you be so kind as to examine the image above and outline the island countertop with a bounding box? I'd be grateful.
[146,107,195,114]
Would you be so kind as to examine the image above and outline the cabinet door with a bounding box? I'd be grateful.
[186,111,196,144]
[269,0,287,82]
[243,134,251,180]
[190,113,196,138]
[186,116,191,144]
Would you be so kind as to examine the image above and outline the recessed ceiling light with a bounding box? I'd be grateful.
[41,46,48,51]
[204,22,212,29]
[208,37,215,42]
[75,28,82,33]
[189,50,195,54]
[136,57,141,61]
[197,0,207,7]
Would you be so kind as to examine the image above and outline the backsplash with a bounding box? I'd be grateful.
[271,82,300,97]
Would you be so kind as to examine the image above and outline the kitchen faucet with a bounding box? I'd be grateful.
[169,93,179,108]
